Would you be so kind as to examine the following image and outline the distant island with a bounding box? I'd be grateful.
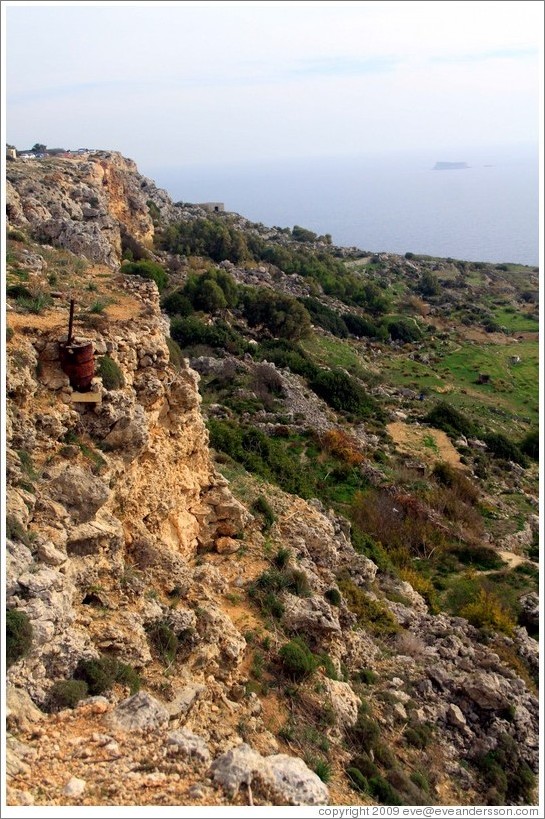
[433,161,469,170]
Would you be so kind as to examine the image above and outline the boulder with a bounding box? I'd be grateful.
[47,466,109,524]
[107,691,169,731]
[166,729,210,764]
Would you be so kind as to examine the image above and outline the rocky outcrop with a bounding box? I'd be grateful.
[6,152,179,266]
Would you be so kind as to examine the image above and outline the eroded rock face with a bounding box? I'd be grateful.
[6,152,180,266]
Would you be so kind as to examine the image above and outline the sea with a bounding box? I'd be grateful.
[145,144,539,267]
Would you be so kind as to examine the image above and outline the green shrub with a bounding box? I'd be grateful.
[404,722,433,749]
[342,313,379,338]
[410,771,429,793]
[87,299,112,314]
[6,515,31,546]
[165,336,185,370]
[520,429,539,461]
[74,656,119,694]
[161,217,249,264]
[299,297,349,337]
[252,338,319,379]
[324,587,341,607]
[161,289,194,317]
[483,432,527,466]
[368,775,403,805]
[241,287,311,341]
[348,706,380,747]
[6,609,33,667]
[310,368,381,420]
[357,668,378,685]
[48,679,88,710]
[311,758,332,783]
[6,325,14,342]
[171,316,246,354]
[475,732,536,804]
[115,661,142,693]
[16,292,53,314]
[252,495,276,531]
[424,401,477,438]
[97,355,125,390]
[351,754,379,778]
[8,228,27,242]
[347,767,369,794]
[318,652,338,680]
[385,317,422,343]
[279,637,319,680]
[73,655,140,694]
[7,284,32,299]
[338,578,399,636]
[122,259,168,292]
[147,621,179,664]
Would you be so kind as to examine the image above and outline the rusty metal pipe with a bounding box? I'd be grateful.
[67,299,75,345]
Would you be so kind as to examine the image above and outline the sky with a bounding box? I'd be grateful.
[2,0,543,175]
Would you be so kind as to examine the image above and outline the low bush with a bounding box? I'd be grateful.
[357,668,377,685]
[460,589,515,635]
[338,578,399,636]
[351,754,379,779]
[279,637,320,680]
[347,767,369,794]
[299,297,349,337]
[423,402,477,439]
[252,495,276,531]
[385,317,422,343]
[97,354,125,390]
[310,757,332,783]
[519,429,539,461]
[48,679,88,711]
[147,621,179,664]
[342,313,379,338]
[165,336,185,370]
[272,547,290,568]
[161,289,194,317]
[324,587,342,607]
[6,609,33,667]
[252,338,319,379]
[368,775,403,805]
[474,732,536,804]
[310,368,381,420]
[16,291,53,314]
[483,432,527,466]
[171,316,247,354]
[347,705,381,747]
[241,287,312,341]
[404,722,433,749]
[122,259,168,292]
[74,655,141,694]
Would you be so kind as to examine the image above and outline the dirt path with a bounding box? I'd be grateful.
[387,421,464,467]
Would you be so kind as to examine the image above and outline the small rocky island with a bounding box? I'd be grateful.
[433,161,469,170]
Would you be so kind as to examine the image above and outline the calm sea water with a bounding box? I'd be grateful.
[146,145,539,267]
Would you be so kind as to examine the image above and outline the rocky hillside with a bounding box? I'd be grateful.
[4,152,539,808]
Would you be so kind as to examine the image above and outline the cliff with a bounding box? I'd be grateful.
[6,151,178,266]
[4,152,539,808]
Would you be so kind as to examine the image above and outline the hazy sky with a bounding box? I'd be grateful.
[3,0,543,174]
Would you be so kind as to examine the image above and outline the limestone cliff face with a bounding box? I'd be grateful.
[6,274,248,699]
[6,151,178,266]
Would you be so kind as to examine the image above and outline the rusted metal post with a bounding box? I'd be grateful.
[67,299,75,345]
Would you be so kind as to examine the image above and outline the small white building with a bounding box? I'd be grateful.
[6,145,17,159]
